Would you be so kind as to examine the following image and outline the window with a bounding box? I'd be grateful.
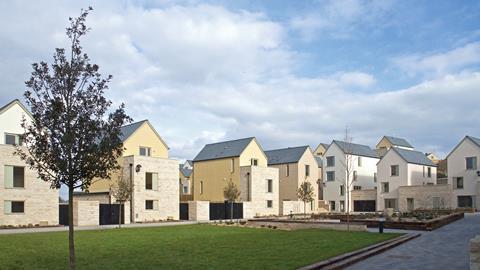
[4,166,25,188]
[286,164,289,177]
[267,200,273,208]
[4,201,24,214]
[455,177,464,189]
[139,147,151,156]
[427,167,432,178]
[145,200,157,210]
[357,157,362,167]
[466,157,477,170]
[230,158,235,173]
[145,172,158,190]
[326,156,335,167]
[354,186,362,190]
[183,185,188,194]
[384,199,397,209]
[374,172,377,182]
[251,159,258,166]
[305,165,310,177]
[200,181,204,194]
[330,201,336,211]
[326,171,335,182]
[4,134,22,146]
[267,179,273,193]
[381,182,389,193]
[340,201,345,212]
[353,171,357,181]
[391,165,399,176]
[340,185,345,196]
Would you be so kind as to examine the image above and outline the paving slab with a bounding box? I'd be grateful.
[348,213,480,270]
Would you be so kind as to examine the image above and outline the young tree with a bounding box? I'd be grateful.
[17,7,130,270]
[223,179,241,222]
[297,181,315,218]
[337,126,356,231]
[109,172,132,228]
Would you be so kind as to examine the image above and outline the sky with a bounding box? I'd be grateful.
[1,0,480,162]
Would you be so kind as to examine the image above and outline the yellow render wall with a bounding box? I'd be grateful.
[193,157,240,202]
[123,122,168,158]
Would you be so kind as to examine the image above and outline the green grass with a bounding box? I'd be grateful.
[0,224,400,270]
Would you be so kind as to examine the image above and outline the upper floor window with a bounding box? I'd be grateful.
[357,157,362,167]
[251,158,258,166]
[354,186,362,190]
[267,179,273,193]
[4,165,24,188]
[145,172,158,190]
[326,171,335,182]
[353,170,358,181]
[454,177,464,189]
[286,164,290,177]
[381,182,389,193]
[339,185,345,196]
[305,165,310,177]
[466,157,477,170]
[200,181,204,194]
[326,156,335,167]
[230,158,235,173]
[4,133,22,146]
[427,167,432,178]
[391,165,399,176]
[139,147,151,157]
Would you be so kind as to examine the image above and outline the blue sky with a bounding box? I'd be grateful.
[1,0,480,165]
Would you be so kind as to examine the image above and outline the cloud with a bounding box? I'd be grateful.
[392,42,480,77]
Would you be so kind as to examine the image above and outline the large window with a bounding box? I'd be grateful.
[267,179,273,193]
[466,157,477,170]
[326,156,335,167]
[454,177,464,189]
[391,165,399,176]
[145,172,158,190]
[4,134,22,146]
[4,201,24,214]
[381,182,389,193]
[326,171,335,181]
[4,166,24,188]
[139,147,151,157]
[305,165,310,177]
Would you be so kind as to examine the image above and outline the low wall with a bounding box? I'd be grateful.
[73,200,99,227]
[471,235,480,270]
[188,201,209,221]
[282,201,310,216]
[248,219,367,232]
[243,202,256,219]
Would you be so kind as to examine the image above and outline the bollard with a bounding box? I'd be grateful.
[378,217,385,233]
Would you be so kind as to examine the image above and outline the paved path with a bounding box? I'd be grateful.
[0,220,198,235]
[348,213,480,270]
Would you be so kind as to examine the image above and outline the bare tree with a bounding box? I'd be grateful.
[110,171,132,228]
[339,126,356,231]
[297,181,315,218]
[223,179,241,222]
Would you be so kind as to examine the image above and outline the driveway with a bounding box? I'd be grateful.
[348,213,480,270]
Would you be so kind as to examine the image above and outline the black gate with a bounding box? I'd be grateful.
[180,203,189,220]
[353,200,376,212]
[209,202,243,220]
[99,204,124,225]
[59,204,69,226]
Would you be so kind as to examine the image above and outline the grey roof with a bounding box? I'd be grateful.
[119,120,148,141]
[320,143,330,149]
[384,136,413,148]
[393,148,436,166]
[179,164,192,177]
[193,137,255,162]
[468,136,480,148]
[333,140,379,158]
[265,146,309,165]
[315,156,323,168]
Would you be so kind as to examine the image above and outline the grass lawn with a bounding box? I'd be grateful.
[0,224,400,270]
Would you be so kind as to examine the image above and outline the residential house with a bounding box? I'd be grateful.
[446,136,480,209]
[376,136,414,157]
[179,160,193,201]
[323,140,379,212]
[192,137,279,217]
[264,146,319,215]
[314,143,330,156]
[376,147,443,212]
[0,100,59,226]
[87,120,179,222]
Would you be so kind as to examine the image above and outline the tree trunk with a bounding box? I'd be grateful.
[346,188,350,232]
[68,186,76,270]
[230,201,233,222]
[304,201,306,220]
[119,203,122,228]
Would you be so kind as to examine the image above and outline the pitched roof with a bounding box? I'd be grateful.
[468,136,480,148]
[446,135,480,159]
[383,136,413,148]
[179,164,192,177]
[265,146,309,165]
[392,147,436,166]
[193,137,255,162]
[333,140,379,158]
[119,120,169,149]
[320,143,330,149]
[315,156,323,168]
[0,99,33,119]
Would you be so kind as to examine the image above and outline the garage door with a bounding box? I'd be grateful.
[353,200,376,212]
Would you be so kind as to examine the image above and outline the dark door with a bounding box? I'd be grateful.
[179,203,189,220]
[99,204,124,225]
[59,204,69,226]
[458,196,473,208]
[353,200,376,212]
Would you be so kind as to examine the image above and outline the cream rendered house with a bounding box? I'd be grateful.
[376,147,443,212]
[179,160,193,202]
[323,140,379,212]
[265,146,319,215]
[446,136,480,209]
[0,99,58,226]
[88,120,179,222]
[193,137,279,217]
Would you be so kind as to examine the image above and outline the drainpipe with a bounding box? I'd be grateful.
[129,163,134,223]
[246,172,251,201]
